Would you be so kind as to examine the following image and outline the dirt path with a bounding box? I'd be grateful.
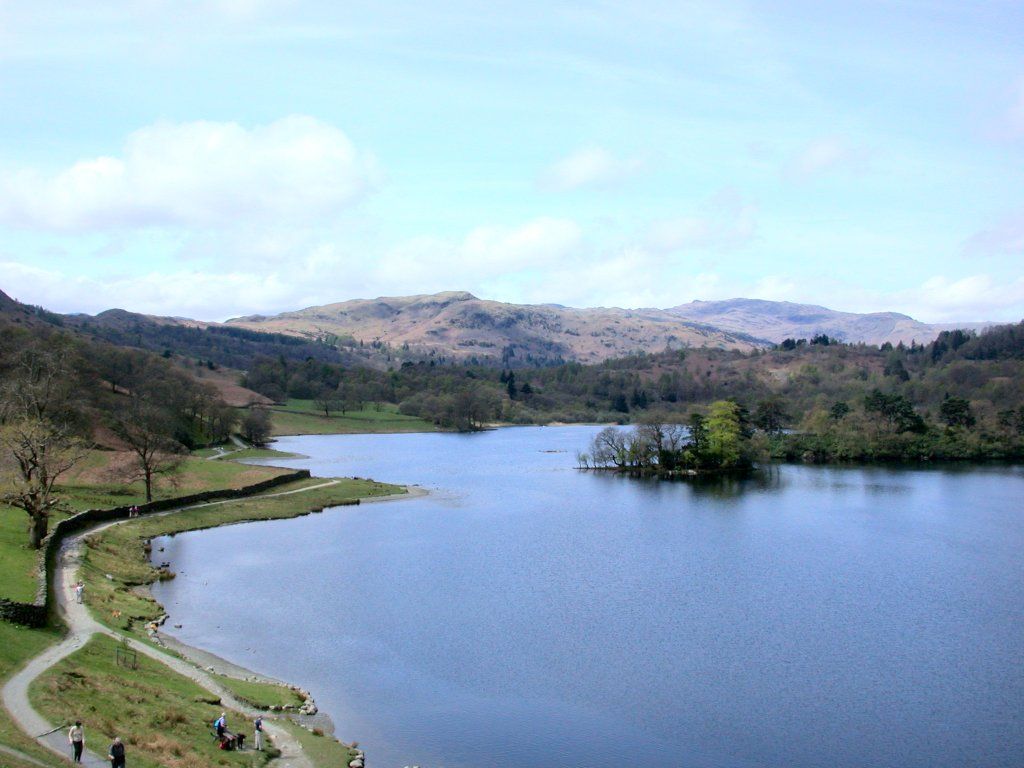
[0,480,381,768]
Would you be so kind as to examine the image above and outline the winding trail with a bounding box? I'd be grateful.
[1,479,368,768]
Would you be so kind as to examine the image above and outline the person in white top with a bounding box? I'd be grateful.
[68,720,84,763]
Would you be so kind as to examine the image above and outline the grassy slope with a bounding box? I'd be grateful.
[0,622,65,768]
[269,400,435,436]
[29,634,271,768]
[59,453,290,512]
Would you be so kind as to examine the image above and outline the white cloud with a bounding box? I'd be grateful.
[0,116,378,231]
[784,135,869,181]
[896,274,1024,321]
[0,260,307,320]
[372,217,584,289]
[539,146,645,191]
[643,188,757,253]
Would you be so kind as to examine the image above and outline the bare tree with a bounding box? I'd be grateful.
[108,391,184,503]
[590,426,628,468]
[0,418,86,547]
[314,387,342,418]
[0,344,87,547]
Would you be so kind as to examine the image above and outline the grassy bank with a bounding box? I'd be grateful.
[221,447,304,461]
[29,634,272,768]
[80,477,404,634]
[277,720,362,767]
[269,400,436,436]
[209,674,306,711]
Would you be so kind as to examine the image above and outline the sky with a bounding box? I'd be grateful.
[0,0,1022,323]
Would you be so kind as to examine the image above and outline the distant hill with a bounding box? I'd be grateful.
[667,298,992,346]
[2,287,999,369]
[225,291,763,365]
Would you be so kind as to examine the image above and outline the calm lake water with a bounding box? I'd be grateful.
[151,426,1024,768]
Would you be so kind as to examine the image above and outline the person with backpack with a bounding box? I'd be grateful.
[254,715,263,751]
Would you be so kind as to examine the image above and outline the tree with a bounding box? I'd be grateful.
[705,400,747,468]
[687,412,708,455]
[314,387,342,417]
[753,397,789,435]
[0,344,87,547]
[242,407,273,446]
[939,395,975,429]
[0,417,86,547]
[590,427,628,468]
[863,389,926,434]
[829,401,851,421]
[108,393,184,503]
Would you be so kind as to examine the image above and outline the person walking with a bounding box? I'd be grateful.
[108,735,125,768]
[74,582,84,604]
[215,712,227,739]
[68,720,84,763]
[253,715,263,751]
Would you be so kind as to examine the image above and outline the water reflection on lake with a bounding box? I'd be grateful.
[152,427,1024,768]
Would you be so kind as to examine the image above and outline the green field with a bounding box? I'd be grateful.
[268,400,436,436]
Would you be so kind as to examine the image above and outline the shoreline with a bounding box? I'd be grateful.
[141,482,430,741]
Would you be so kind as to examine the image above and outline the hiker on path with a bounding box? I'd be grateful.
[108,735,126,768]
[74,582,84,604]
[253,715,263,751]
[68,720,84,763]
[215,712,227,739]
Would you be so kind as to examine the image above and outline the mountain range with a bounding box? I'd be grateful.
[0,288,995,368]
[226,291,991,363]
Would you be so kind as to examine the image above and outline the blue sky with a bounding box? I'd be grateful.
[0,0,1021,322]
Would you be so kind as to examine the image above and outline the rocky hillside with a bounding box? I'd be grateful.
[226,291,763,365]
[667,298,991,346]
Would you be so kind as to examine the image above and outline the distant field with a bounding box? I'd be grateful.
[268,400,436,436]
[58,453,289,512]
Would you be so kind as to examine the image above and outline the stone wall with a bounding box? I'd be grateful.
[1,469,312,629]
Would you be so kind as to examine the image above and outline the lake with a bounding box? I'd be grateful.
[151,426,1024,768]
